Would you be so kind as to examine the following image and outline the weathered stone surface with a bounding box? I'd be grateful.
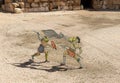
[34,0,40,3]
[92,0,120,9]
[1,5,5,11]
[5,3,14,12]
[14,8,23,13]
[12,3,19,8]
[18,2,24,8]
[25,3,30,8]
[5,0,12,3]
[31,3,39,8]
[27,0,34,3]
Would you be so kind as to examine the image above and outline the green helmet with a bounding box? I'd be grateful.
[68,37,76,43]
[42,36,49,42]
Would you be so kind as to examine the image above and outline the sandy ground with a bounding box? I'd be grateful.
[0,10,120,83]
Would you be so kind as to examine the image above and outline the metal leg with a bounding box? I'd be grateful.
[45,51,49,62]
[31,52,40,61]
[60,51,67,66]
[74,56,83,69]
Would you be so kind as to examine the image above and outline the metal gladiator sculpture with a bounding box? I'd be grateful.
[60,36,83,69]
[31,31,57,62]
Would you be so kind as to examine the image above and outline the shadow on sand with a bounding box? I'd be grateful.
[11,59,81,72]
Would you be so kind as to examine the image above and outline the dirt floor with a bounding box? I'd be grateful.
[0,10,120,83]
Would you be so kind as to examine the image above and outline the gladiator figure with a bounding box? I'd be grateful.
[61,36,83,69]
[31,31,57,62]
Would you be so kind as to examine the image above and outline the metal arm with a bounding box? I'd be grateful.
[33,31,41,41]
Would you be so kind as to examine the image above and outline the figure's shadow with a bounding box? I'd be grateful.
[11,59,80,72]
[13,59,34,68]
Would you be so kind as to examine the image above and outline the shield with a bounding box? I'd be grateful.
[51,41,57,50]
[67,49,75,57]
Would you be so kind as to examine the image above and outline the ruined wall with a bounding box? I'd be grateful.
[2,0,81,13]
[24,0,81,12]
[92,0,120,10]
[1,0,120,13]
[1,0,24,13]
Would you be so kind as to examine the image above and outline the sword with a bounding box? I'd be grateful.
[33,31,41,41]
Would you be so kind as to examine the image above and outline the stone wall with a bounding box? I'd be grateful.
[2,0,24,13]
[2,0,81,13]
[24,0,80,12]
[92,0,120,10]
[1,0,120,13]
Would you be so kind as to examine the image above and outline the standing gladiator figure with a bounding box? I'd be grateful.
[61,36,83,69]
[31,31,57,62]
